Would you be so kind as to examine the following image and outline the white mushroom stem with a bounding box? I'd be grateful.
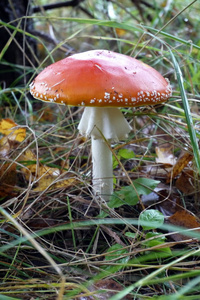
[91,137,113,200]
[78,107,132,200]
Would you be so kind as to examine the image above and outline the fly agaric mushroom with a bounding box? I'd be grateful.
[30,50,172,200]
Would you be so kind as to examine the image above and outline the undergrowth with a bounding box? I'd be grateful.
[0,0,200,299]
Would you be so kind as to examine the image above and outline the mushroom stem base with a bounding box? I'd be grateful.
[91,137,113,201]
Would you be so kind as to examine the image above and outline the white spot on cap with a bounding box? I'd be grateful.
[104,92,110,100]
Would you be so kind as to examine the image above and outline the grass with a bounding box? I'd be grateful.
[0,0,200,299]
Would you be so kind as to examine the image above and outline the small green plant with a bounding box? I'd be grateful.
[100,178,160,217]
[139,209,171,254]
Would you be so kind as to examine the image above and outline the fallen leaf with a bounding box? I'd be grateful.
[167,210,200,241]
[0,118,26,142]
[175,170,195,195]
[166,152,193,183]
[0,162,17,197]
[78,279,132,300]
[33,176,76,192]
[141,184,181,217]
[155,146,177,166]
[21,149,77,192]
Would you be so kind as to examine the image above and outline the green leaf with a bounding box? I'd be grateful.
[104,244,128,261]
[108,178,160,209]
[139,209,164,230]
[125,232,136,238]
[95,244,129,281]
[102,244,129,273]
[113,154,120,169]
[146,232,166,242]
[108,185,139,209]
[118,148,135,159]
[144,232,171,254]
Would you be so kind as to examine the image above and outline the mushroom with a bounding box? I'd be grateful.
[30,50,172,200]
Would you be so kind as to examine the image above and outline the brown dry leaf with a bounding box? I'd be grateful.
[167,210,200,241]
[0,118,26,142]
[175,170,195,195]
[166,152,193,183]
[155,146,176,166]
[0,163,17,197]
[142,187,181,217]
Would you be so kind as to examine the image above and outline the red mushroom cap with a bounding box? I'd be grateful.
[30,50,172,107]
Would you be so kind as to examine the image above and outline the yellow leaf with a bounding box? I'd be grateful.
[20,149,76,192]
[0,118,26,142]
[33,177,76,192]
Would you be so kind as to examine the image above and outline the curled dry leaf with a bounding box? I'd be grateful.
[166,151,193,183]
